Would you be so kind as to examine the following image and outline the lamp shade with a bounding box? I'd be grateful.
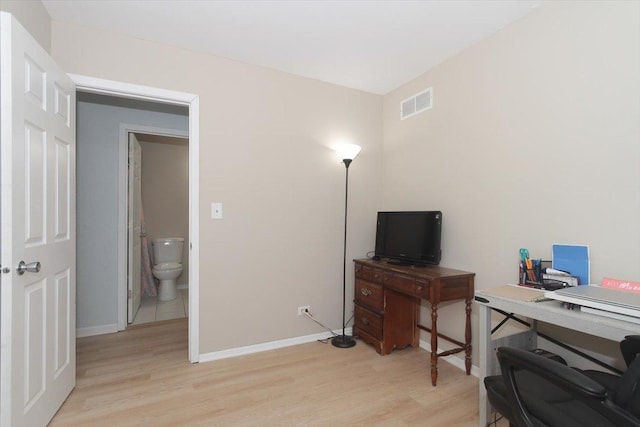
[336,144,361,162]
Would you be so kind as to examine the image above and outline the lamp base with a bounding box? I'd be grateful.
[331,334,356,348]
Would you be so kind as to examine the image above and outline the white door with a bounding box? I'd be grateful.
[0,13,76,426]
[127,133,142,323]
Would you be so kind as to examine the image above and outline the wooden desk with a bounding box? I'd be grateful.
[475,287,639,427]
[353,259,475,386]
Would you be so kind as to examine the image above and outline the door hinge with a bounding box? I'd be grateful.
[128,290,132,299]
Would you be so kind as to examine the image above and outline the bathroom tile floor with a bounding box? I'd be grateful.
[132,287,189,326]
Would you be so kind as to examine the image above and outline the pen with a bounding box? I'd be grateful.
[533,259,542,282]
[525,259,536,281]
[520,248,537,282]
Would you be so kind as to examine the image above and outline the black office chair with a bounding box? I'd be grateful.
[484,335,640,427]
[579,335,640,396]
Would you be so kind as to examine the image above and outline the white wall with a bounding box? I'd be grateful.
[76,93,188,330]
[382,1,640,366]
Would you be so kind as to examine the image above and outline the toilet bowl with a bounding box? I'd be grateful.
[152,238,184,301]
[152,262,182,301]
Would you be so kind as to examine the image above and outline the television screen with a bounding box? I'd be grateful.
[374,211,442,265]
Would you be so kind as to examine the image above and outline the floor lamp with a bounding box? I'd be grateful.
[332,144,361,349]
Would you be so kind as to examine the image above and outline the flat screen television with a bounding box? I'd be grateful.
[374,211,442,266]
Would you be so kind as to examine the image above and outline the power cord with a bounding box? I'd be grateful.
[301,308,357,343]
[345,313,353,327]
[302,309,340,343]
[486,412,504,427]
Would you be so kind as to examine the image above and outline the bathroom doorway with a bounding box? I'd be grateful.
[74,79,201,363]
[127,131,190,326]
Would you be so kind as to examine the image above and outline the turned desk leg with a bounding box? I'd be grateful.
[465,298,472,375]
[430,303,438,386]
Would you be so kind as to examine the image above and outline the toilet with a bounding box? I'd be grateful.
[152,237,184,301]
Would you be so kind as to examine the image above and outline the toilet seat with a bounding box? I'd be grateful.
[154,262,181,270]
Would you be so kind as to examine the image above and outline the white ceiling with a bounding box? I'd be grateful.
[42,0,544,94]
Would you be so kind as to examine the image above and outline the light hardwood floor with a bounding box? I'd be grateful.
[51,319,502,426]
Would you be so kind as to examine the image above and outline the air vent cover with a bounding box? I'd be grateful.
[400,87,432,120]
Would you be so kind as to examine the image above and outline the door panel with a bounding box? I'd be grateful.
[1,12,76,426]
[25,122,47,245]
[54,137,71,242]
[24,279,46,410]
[128,133,142,323]
[53,268,71,376]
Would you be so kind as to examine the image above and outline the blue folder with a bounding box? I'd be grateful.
[552,244,589,285]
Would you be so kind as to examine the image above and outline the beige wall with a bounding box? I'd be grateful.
[51,22,382,354]
[383,1,640,366]
[29,0,638,365]
[139,136,190,287]
[0,0,50,52]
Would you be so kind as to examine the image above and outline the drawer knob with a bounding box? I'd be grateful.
[417,286,423,292]
[361,288,372,297]
[362,317,370,325]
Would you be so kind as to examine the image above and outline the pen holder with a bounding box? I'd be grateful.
[519,260,574,290]
[518,259,551,286]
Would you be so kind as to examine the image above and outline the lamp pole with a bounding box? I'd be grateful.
[332,157,356,348]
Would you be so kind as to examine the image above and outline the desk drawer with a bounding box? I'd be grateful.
[416,279,430,298]
[354,305,382,340]
[355,263,364,278]
[383,271,414,294]
[356,264,383,284]
[355,279,383,312]
[383,272,430,298]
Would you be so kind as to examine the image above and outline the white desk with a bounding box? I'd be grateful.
[475,287,639,427]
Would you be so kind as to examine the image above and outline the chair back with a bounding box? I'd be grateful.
[614,355,640,418]
[620,335,640,367]
[496,347,640,427]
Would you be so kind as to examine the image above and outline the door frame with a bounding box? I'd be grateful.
[70,74,200,363]
[120,124,189,326]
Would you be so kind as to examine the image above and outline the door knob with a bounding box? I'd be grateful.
[17,261,41,275]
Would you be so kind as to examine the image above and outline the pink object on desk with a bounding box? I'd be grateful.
[602,277,640,293]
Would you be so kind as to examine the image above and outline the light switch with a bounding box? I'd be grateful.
[211,202,223,219]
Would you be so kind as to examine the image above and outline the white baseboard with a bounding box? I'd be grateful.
[76,325,481,377]
[77,323,118,338]
[199,327,353,363]
[419,338,479,377]
[198,330,480,377]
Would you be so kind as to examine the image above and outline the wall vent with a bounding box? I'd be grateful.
[400,87,432,120]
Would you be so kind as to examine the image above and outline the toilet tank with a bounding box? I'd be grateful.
[152,237,184,264]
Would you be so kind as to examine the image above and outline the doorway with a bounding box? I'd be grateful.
[72,75,200,363]
[126,131,190,326]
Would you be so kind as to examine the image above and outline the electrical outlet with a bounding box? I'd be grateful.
[297,305,311,316]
